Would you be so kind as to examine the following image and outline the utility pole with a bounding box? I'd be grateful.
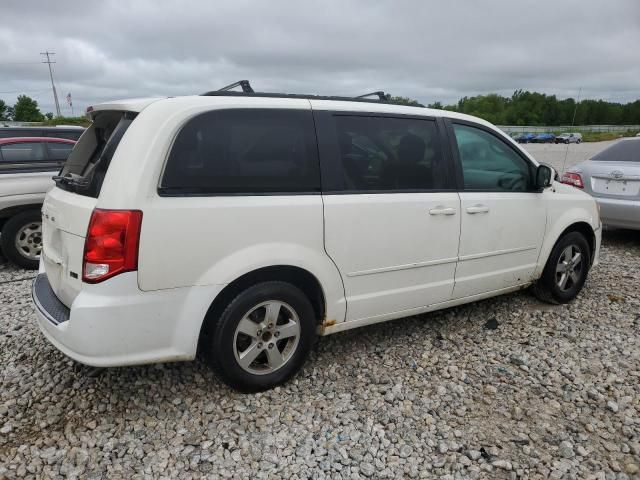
[40,51,61,117]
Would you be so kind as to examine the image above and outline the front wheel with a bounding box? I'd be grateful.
[1,210,42,269]
[532,231,591,304]
[204,281,317,392]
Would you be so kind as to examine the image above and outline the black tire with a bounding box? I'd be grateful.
[532,231,591,304]
[204,281,317,392]
[0,210,42,269]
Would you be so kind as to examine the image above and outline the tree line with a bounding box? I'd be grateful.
[392,90,640,126]
[3,91,640,126]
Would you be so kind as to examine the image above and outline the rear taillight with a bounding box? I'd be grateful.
[561,172,584,189]
[82,209,142,283]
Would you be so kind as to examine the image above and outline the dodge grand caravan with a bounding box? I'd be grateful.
[32,88,601,391]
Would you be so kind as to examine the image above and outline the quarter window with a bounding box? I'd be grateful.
[0,142,46,162]
[453,123,532,191]
[161,109,320,194]
[332,115,448,191]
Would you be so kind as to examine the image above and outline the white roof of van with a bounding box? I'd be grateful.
[89,97,166,114]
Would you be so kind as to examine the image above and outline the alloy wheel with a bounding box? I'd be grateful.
[233,301,301,375]
[555,244,583,291]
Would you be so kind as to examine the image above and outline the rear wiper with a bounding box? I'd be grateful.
[52,173,89,189]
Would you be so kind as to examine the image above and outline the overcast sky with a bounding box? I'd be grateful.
[1,0,639,116]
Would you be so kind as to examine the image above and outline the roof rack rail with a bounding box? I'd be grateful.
[355,91,389,101]
[200,83,396,105]
[202,80,254,95]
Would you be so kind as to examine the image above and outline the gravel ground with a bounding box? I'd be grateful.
[1,157,639,478]
[1,231,639,479]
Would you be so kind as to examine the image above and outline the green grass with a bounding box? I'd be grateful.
[580,131,639,142]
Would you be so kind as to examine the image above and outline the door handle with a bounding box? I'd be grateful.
[429,206,457,216]
[466,204,490,214]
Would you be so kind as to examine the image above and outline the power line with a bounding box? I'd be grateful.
[40,51,61,117]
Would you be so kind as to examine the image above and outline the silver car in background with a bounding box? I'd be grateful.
[562,138,640,230]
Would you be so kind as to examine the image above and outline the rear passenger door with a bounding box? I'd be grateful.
[314,107,460,322]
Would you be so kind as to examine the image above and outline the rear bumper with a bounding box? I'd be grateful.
[595,196,640,230]
[32,272,222,367]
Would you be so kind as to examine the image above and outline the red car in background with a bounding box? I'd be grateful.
[0,137,76,269]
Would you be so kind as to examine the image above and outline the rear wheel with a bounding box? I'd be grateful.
[532,231,591,304]
[1,210,42,269]
[204,281,317,392]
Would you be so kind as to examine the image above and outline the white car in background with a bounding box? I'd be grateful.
[32,87,601,391]
[0,136,76,268]
[555,132,583,144]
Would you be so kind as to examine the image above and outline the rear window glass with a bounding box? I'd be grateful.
[161,109,320,195]
[56,111,136,198]
[591,140,640,162]
[0,142,46,162]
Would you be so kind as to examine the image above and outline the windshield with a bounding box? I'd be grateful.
[56,111,136,197]
[591,140,640,163]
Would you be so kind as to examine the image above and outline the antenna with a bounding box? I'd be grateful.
[560,86,582,174]
[41,51,61,117]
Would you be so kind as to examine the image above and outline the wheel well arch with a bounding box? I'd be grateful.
[559,221,596,265]
[0,204,43,231]
[198,265,326,349]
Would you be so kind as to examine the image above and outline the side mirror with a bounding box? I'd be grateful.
[536,164,554,190]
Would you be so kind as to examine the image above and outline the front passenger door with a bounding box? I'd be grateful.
[449,121,546,299]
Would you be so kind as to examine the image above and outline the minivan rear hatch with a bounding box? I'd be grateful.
[42,110,137,307]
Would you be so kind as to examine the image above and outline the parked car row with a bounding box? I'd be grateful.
[512,132,583,144]
[0,127,83,268]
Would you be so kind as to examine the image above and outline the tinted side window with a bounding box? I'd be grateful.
[333,115,447,191]
[0,142,46,162]
[47,142,74,161]
[453,123,532,191]
[162,109,320,194]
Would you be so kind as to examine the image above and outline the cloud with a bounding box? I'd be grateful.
[1,0,638,115]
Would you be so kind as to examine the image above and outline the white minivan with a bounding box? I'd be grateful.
[32,89,601,391]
